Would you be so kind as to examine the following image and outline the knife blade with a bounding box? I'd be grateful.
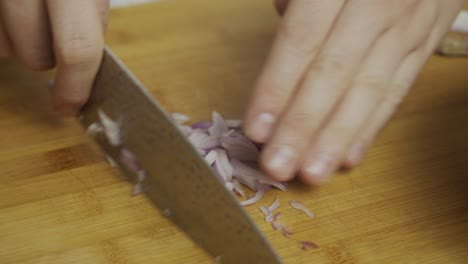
[78,47,283,264]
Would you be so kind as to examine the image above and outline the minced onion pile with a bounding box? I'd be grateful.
[173,111,288,206]
[88,109,319,250]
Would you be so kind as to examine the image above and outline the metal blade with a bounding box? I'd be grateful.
[79,47,282,264]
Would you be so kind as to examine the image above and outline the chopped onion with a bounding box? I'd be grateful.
[268,197,280,212]
[225,119,241,128]
[225,181,234,192]
[208,112,228,139]
[120,148,141,173]
[220,132,259,161]
[132,182,143,196]
[272,212,282,221]
[178,125,193,137]
[232,180,245,197]
[137,170,146,182]
[300,241,319,250]
[212,149,233,181]
[87,122,104,135]
[105,155,118,167]
[204,150,218,166]
[240,188,266,206]
[271,221,282,231]
[282,227,293,238]
[97,109,121,146]
[171,112,190,124]
[259,206,270,216]
[188,129,219,150]
[173,111,288,206]
[265,213,275,222]
[231,160,286,191]
[289,201,316,218]
[191,121,212,130]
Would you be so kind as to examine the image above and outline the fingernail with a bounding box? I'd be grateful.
[304,155,335,184]
[248,112,276,142]
[345,143,365,168]
[266,147,296,179]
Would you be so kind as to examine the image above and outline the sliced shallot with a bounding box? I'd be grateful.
[232,180,245,197]
[240,188,266,206]
[259,206,270,216]
[87,122,104,135]
[300,241,319,250]
[188,129,219,150]
[289,200,316,218]
[225,119,241,128]
[208,111,228,139]
[105,155,118,167]
[212,149,233,182]
[120,148,141,173]
[268,197,280,212]
[97,109,121,146]
[171,112,190,124]
[204,150,218,166]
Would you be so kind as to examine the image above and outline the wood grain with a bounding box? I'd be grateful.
[0,0,467,263]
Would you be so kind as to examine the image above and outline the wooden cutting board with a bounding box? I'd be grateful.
[1,0,467,263]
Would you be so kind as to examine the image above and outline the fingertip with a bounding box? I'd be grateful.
[260,146,297,182]
[341,155,361,170]
[243,112,276,143]
[51,87,88,117]
[343,140,367,169]
[300,153,339,185]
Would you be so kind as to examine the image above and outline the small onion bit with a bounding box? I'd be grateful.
[188,129,219,150]
[225,119,241,128]
[87,122,104,135]
[268,197,280,212]
[208,111,228,139]
[271,221,283,231]
[97,108,121,146]
[232,180,245,197]
[300,241,319,250]
[240,188,266,206]
[105,154,119,167]
[120,148,141,173]
[289,200,316,218]
[281,227,293,238]
[171,112,190,124]
[259,206,270,217]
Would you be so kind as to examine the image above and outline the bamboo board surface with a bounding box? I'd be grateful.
[0,0,467,263]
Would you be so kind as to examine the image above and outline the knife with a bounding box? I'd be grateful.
[78,47,283,264]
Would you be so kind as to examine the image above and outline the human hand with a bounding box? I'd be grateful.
[0,0,110,116]
[244,0,465,184]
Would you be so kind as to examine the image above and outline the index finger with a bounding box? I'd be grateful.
[46,0,104,116]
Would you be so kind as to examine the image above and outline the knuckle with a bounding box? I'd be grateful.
[282,110,320,134]
[57,35,102,66]
[279,19,321,56]
[310,54,347,77]
[354,74,387,99]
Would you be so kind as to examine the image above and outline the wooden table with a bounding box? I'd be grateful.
[1,0,467,263]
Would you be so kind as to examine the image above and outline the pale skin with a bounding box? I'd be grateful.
[0,0,464,185]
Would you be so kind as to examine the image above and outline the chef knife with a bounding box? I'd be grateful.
[78,47,283,264]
